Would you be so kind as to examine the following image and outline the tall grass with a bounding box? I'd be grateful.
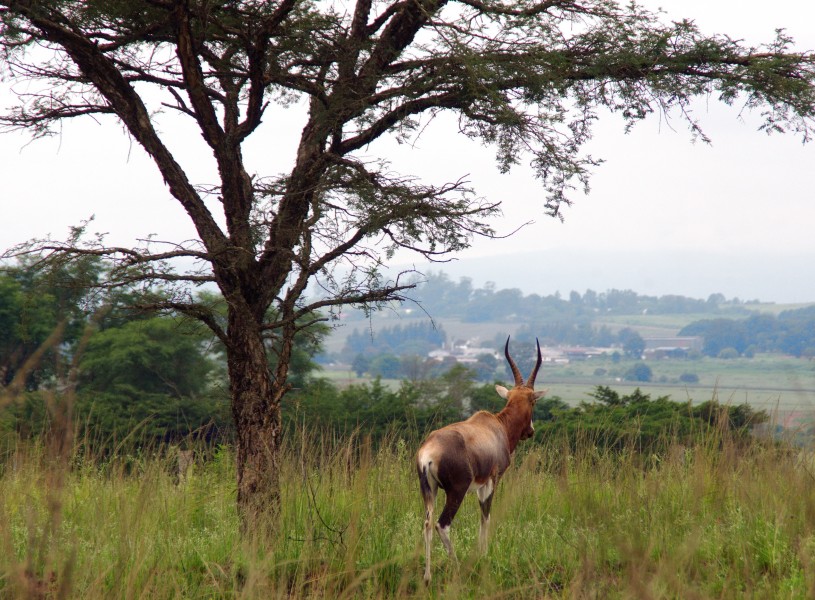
[3,423,815,598]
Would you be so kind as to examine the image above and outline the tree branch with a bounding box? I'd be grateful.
[9,6,229,258]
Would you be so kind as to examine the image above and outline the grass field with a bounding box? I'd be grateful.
[4,427,815,598]
[539,353,815,412]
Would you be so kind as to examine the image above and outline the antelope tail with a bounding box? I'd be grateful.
[419,463,433,498]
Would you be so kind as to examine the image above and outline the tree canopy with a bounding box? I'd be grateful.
[0,255,103,391]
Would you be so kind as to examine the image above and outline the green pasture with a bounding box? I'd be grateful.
[538,354,815,410]
[592,313,709,337]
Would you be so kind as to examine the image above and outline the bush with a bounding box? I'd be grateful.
[718,347,740,359]
[368,354,401,378]
[679,372,699,384]
[624,362,652,382]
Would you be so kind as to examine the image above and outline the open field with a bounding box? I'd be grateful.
[592,313,712,337]
[4,430,815,598]
[538,354,815,412]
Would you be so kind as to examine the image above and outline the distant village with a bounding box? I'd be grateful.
[427,336,704,364]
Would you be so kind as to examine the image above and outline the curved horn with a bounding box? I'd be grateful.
[526,338,542,388]
[504,336,523,386]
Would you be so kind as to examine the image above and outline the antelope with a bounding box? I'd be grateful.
[416,337,544,583]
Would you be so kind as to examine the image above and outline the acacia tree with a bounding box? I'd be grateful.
[1,0,814,529]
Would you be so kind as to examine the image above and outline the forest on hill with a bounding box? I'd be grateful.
[395,272,753,322]
[339,272,815,365]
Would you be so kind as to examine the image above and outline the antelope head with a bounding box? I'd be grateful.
[496,337,545,442]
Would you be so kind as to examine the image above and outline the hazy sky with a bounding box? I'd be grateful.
[2,1,815,302]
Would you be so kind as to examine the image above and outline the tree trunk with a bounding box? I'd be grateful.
[226,304,284,534]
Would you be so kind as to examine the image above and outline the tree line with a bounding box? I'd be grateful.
[345,321,447,356]
[339,273,763,358]
[399,273,753,324]
[344,274,815,358]
[680,306,815,357]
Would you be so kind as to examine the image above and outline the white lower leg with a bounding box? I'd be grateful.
[478,514,490,552]
[477,482,494,554]
[435,522,454,558]
[423,510,433,583]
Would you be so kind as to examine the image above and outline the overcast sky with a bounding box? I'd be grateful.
[2,1,815,302]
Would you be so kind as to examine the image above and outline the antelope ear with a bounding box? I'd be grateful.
[495,384,509,399]
[534,390,547,400]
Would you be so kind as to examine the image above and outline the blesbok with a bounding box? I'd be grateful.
[416,337,544,583]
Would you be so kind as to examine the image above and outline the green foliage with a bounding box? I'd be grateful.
[79,317,210,397]
[368,354,402,379]
[289,365,501,441]
[0,391,54,440]
[69,302,325,446]
[351,353,369,377]
[534,396,570,421]
[619,327,646,358]
[75,316,227,443]
[0,257,103,389]
[692,400,767,430]
[718,347,740,359]
[589,385,635,406]
[679,372,700,384]
[469,382,506,414]
[0,257,329,449]
[536,386,769,454]
[289,374,772,464]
